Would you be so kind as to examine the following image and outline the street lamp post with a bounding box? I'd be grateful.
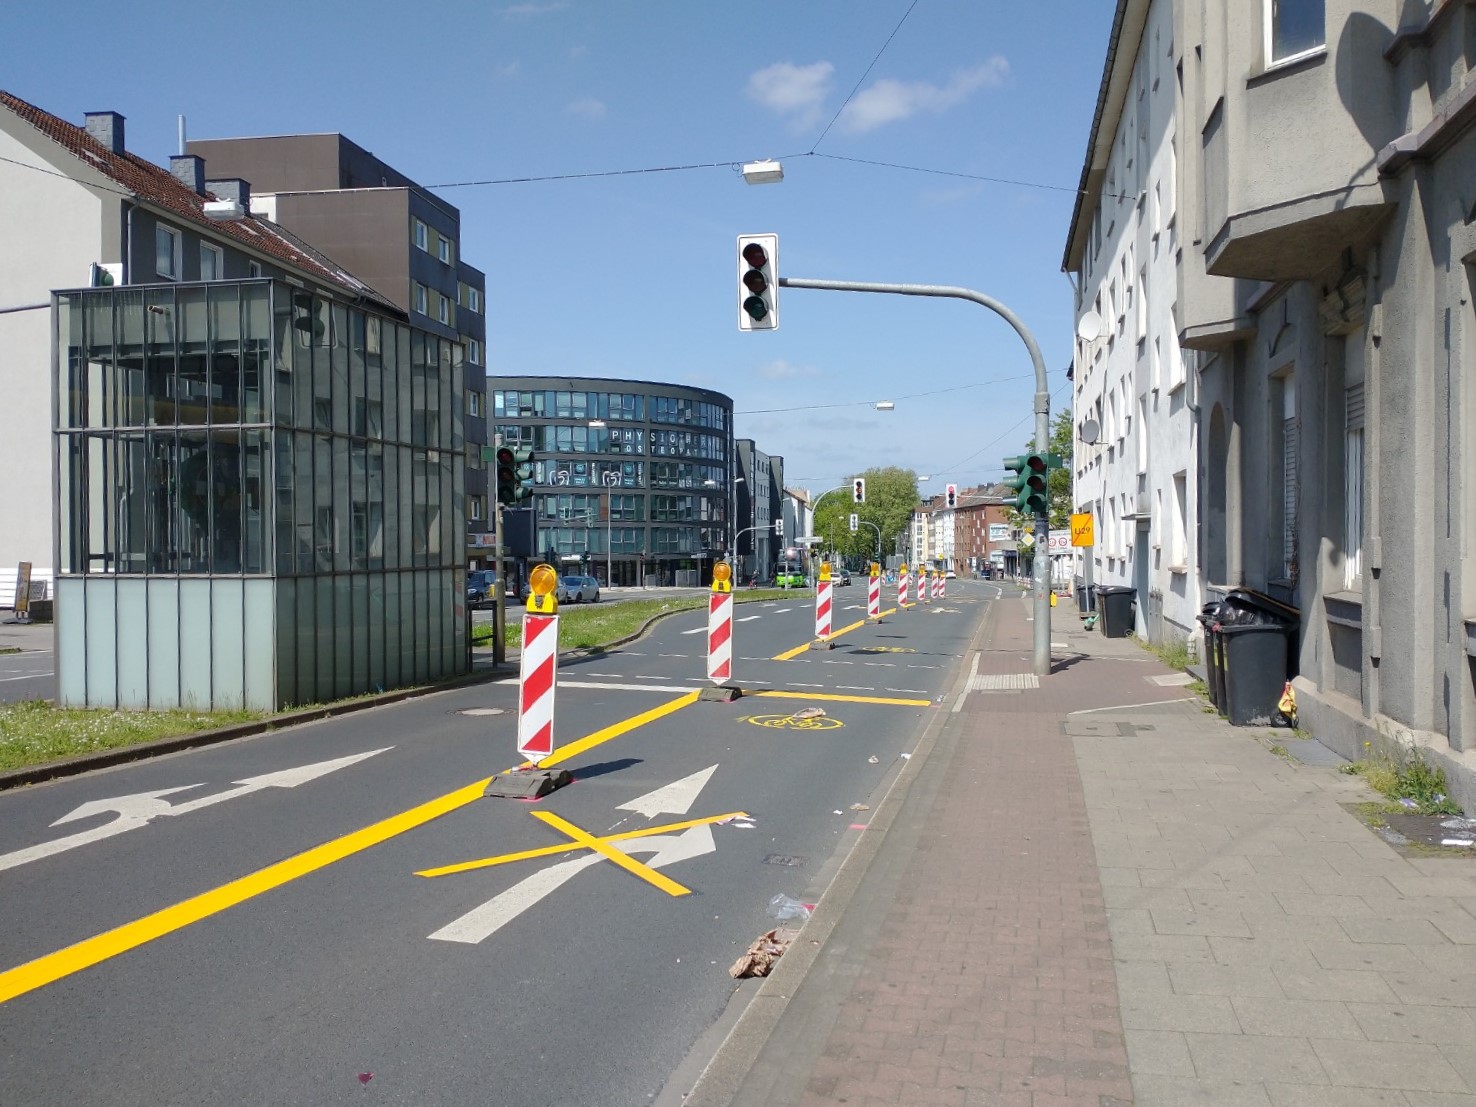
[601,469,619,587]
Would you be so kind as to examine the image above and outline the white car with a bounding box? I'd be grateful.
[558,574,601,603]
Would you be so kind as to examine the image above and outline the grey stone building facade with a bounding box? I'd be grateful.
[1070,0,1476,806]
[734,439,783,586]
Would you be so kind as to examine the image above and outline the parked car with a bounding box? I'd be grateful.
[834,569,852,586]
[558,574,601,603]
[466,570,500,610]
[945,569,957,579]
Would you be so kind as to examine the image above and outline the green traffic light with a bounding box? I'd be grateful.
[743,295,769,321]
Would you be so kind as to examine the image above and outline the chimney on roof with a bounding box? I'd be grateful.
[83,111,126,154]
[206,178,251,209]
[170,154,205,196]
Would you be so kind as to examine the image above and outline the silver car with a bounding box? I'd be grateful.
[558,574,601,603]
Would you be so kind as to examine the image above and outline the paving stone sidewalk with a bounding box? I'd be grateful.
[692,587,1476,1107]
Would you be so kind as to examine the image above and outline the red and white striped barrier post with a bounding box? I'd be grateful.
[517,564,560,765]
[898,562,909,608]
[867,561,882,621]
[814,563,834,644]
[918,567,930,605]
[932,572,943,600]
[938,571,947,600]
[708,561,734,686]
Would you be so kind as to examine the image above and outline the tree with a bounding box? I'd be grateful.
[813,466,920,566]
[1007,407,1073,531]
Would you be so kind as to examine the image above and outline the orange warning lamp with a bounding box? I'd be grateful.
[527,563,559,612]
[712,561,732,594]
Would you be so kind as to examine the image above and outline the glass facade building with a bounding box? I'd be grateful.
[53,280,467,711]
[491,378,734,586]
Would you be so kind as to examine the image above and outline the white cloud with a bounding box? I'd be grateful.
[566,97,607,121]
[757,359,821,381]
[839,57,1009,134]
[501,1,567,16]
[495,60,521,79]
[569,44,588,60]
[745,61,835,132]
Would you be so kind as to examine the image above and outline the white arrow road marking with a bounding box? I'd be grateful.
[0,748,391,874]
[616,765,717,819]
[427,824,717,945]
[680,626,706,635]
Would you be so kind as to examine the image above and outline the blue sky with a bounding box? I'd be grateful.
[4,0,1111,497]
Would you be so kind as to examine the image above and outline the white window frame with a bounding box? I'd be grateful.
[1264,0,1325,67]
[200,242,224,281]
[467,338,482,365]
[156,224,181,280]
[247,260,262,278]
[469,286,482,313]
[413,282,428,315]
[437,293,450,325]
[413,218,429,252]
[438,236,452,265]
[1170,471,1188,570]
[467,389,483,417]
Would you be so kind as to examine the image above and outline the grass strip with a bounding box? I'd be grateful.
[0,700,263,773]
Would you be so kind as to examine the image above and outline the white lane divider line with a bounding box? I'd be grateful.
[737,615,763,623]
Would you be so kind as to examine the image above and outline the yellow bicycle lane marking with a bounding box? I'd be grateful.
[0,690,700,1007]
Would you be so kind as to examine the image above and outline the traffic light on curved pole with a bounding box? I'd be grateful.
[737,233,778,331]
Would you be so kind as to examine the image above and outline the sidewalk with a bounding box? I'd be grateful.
[685,589,1476,1106]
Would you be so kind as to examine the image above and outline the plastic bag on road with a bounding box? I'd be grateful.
[766,893,813,921]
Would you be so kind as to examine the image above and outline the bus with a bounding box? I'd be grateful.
[773,557,806,589]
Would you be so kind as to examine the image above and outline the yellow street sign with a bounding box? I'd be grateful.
[1070,512,1095,547]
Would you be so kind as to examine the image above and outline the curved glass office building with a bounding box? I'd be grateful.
[491,378,734,586]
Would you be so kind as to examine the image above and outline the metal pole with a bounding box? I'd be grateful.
[492,434,506,666]
[604,471,617,588]
[779,277,1053,676]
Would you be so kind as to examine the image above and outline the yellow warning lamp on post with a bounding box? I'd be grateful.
[818,561,832,582]
[526,563,559,614]
[870,562,880,577]
[712,560,732,594]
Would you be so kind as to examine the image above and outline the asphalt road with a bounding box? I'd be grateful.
[0,580,992,1106]
[0,646,52,704]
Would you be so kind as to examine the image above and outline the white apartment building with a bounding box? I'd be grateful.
[1064,0,1201,646]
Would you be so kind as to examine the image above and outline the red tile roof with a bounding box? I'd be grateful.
[0,90,397,311]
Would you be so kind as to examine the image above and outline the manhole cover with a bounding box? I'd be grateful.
[458,708,506,716]
[763,854,807,867]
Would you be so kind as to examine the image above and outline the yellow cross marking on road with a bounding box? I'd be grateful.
[415,809,750,890]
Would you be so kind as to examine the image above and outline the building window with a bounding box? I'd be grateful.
[248,260,262,278]
[470,496,483,521]
[467,338,482,365]
[200,242,223,281]
[413,219,429,251]
[468,286,482,313]
[438,236,452,265]
[413,282,428,314]
[467,389,483,417]
[437,294,450,325]
[1266,0,1324,64]
[1344,383,1365,590]
[1170,471,1188,569]
[156,225,180,280]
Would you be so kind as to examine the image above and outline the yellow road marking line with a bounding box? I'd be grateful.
[415,810,750,878]
[508,690,701,771]
[754,690,932,707]
[0,778,491,1007]
[0,690,705,1006]
[771,617,869,661]
[532,811,690,897]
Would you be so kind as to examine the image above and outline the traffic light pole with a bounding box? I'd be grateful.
[778,277,1053,676]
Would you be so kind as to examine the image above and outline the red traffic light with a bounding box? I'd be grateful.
[742,269,768,295]
[742,242,769,269]
[1027,455,1047,473]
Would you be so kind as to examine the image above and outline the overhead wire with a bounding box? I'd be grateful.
[808,0,921,153]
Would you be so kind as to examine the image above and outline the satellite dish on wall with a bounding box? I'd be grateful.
[1075,311,1105,342]
[1080,419,1101,444]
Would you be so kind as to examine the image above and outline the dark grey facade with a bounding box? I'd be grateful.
[491,377,734,586]
[734,439,783,585]
[186,134,490,563]
[54,280,467,710]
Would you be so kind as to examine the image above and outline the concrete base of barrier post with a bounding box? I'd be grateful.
[699,686,743,702]
[484,767,573,799]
